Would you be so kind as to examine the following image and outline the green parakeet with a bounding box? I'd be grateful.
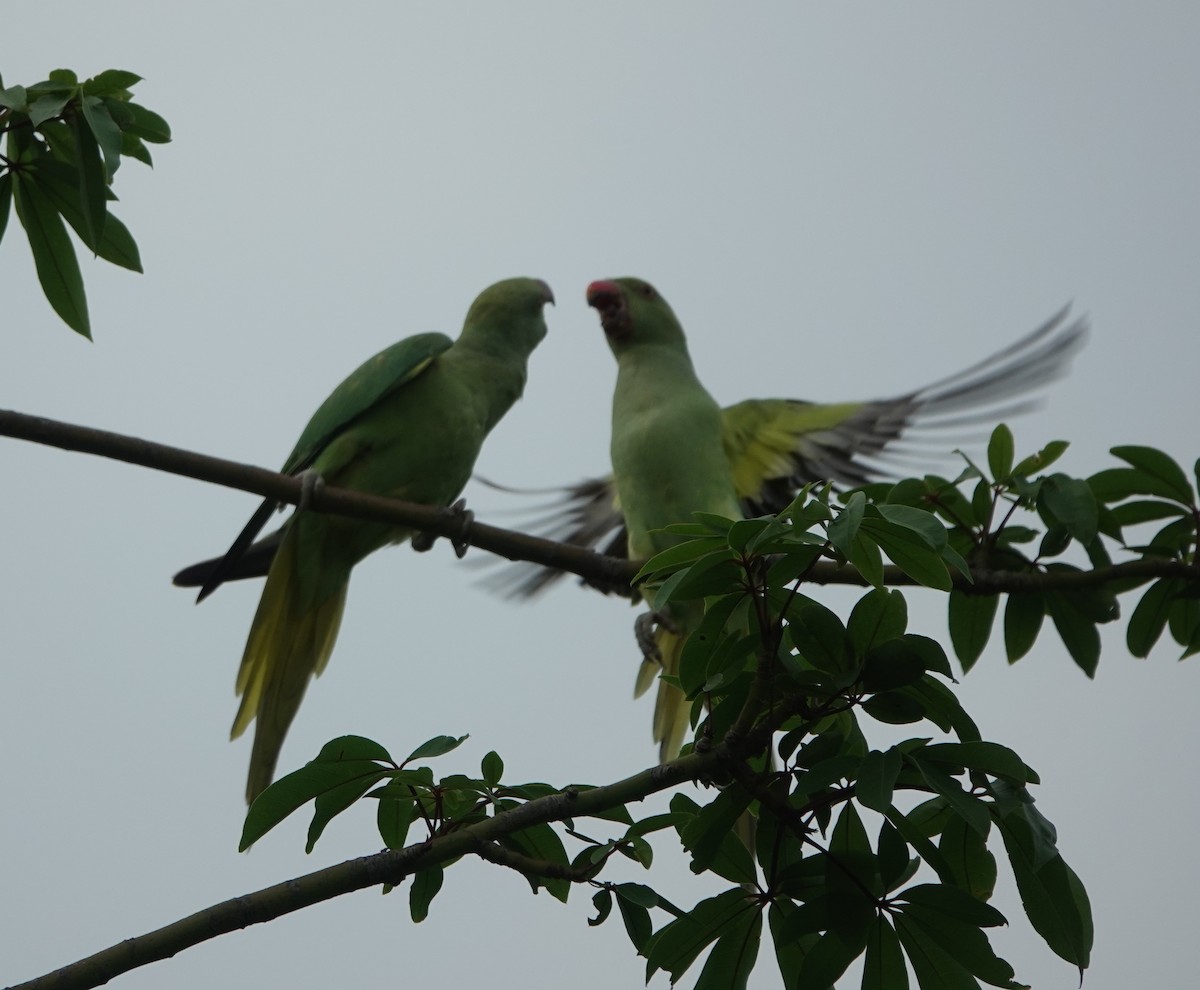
[175,277,554,802]
[509,277,1085,761]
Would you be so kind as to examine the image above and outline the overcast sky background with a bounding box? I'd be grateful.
[3,4,1198,988]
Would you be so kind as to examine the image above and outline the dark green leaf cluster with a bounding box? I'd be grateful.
[0,68,170,337]
[942,435,1196,673]
[618,489,1092,988]
[239,434,1200,988]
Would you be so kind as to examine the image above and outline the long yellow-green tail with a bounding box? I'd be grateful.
[231,532,348,804]
[636,626,692,763]
[639,618,759,857]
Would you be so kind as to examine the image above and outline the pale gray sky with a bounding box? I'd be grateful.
[3,4,1198,988]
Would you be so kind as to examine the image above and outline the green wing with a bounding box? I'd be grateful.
[282,331,453,473]
[497,305,1086,595]
[191,331,453,601]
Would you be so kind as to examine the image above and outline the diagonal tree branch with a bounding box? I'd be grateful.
[2,408,1198,596]
[5,748,724,990]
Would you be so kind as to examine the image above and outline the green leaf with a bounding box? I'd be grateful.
[307,767,390,852]
[987,425,1014,481]
[645,889,757,983]
[726,516,779,553]
[828,490,866,556]
[409,864,444,923]
[849,529,886,588]
[875,503,949,549]
[1003,593,1045,663]
[877,818,916,894]
[693,908,762,990]
[0,171,11,242]
[862,915,909,990]
[894,915,983,990]
[789,601,852,681]
[1126,578,1181,658]
[948,592,999,672]
[861,639,928,693]
[589,888,613,928]
[121,100,172,143]
[1111,445,1194,504]
[81,69,143,95]
[679,593,749,695]
[993,788,1093,971]
[405,733,468,763]
[481,750,503,785]
[34,159,142,271]
[894,633,954,678]
[240,740,392,850]
[1087,466,1146,503]
[680,788,756,885]
[1045,592,1101,677]
[12,172,90,336]
[767,902,823,987]
[27,91,72,127]
[796,924,870,989]
[885,804,957,887]
[862,517,952,591]
[374,781,417,850]
[909,754,991,836]
[899,883,1006,929]
[827,803,880,942]
[615,886,654,952]
[856,748,903,814]
[922,741,1034,784]
[500,821,572,903]
[120,132,153,167]
[69,113,108,247]
[862,691,926,725]
[899,676,981,742]
[1111,499,1189,527]
[1039,474,1098,545]
[1013,439,1069,478]
[940,816,997,902]
[897,901,1023,988]
[0,84,29,111]
[849,588,908,658]
[1168,589,1200,658]
[80,95,123,178]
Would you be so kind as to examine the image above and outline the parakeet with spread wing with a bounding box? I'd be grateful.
[175,277,554,802]
[505,278,1085,761]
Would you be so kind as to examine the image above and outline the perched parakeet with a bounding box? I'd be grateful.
[508,277,1085,761]
[175,277,554,802]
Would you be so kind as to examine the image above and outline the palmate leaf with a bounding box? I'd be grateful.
[33,157,142,270]
[645,888,759,984]
[693,909,762,990]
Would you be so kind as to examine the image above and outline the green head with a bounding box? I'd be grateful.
[586,277,687,356]
[462,277,555,355]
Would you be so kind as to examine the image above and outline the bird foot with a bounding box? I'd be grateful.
[634,609,678,664]
[412,498,475,558]
[296,469,326,511]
